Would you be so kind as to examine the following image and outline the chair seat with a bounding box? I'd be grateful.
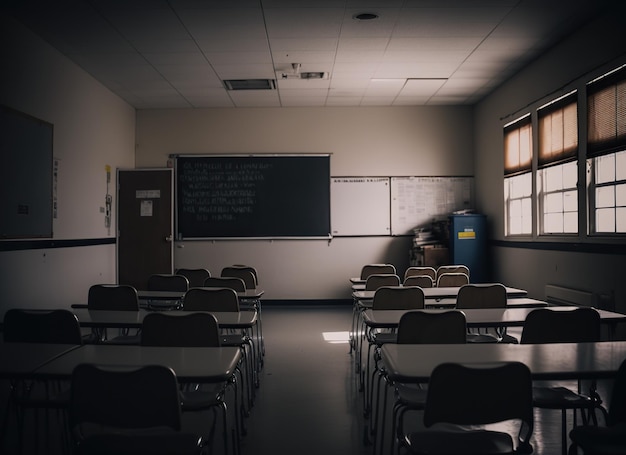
[179,386,224,412]
[395,383,427,408]
[372,332,397,345]
[466,332,499,343]
[406,426,517,454]
[569,422,626,455]
[532,386,593,409]
[76,431,203,455]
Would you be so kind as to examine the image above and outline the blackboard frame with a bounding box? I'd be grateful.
[0,105,54,239]
[174,154,331,239]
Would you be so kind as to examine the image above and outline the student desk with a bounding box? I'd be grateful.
[381,341,626,384]
[72,308,257,330]
[352,285,528,300]
[372,341,626,453]
[31,344,242,384]
[0,343,81,379]
[362,307,626,331]
[137,288,265,310]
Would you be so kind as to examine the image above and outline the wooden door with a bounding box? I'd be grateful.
[117,169,173,290]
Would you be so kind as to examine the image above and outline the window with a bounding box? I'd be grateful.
[504,115,532,236]
[588,150,626,233]
[587,66,626,234]
[537,93,578,234]
[504,172,532,235]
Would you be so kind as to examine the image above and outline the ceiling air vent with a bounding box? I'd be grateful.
[223,79,276,90]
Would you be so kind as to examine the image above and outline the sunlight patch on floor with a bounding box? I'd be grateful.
[322,331,350,343]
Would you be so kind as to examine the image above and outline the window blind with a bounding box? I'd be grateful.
[504,115,532,175]
[538,93,578,168]
[587,66,626,157]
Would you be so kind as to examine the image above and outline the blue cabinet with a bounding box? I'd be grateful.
[448,214,487,283]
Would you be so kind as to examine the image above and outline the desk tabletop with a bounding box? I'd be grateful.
[137,288,265,301]
[0,343,81,379]
[358,297,547,310]
[363,307,626,329]
[73,308,257,329]
[352,285,528,300]
[381,341,626,383]
[32,344,242,383]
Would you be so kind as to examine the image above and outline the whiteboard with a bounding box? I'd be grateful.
[391,177,474,235]
[331,177,390,236]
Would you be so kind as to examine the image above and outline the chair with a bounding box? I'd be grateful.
[140,312,238,454]
[221,266,257,290]
[403,361,534,455]
[220,265,264,358]
[364,286,425,434]
[436,264,470,280]
[3,309,83,453]
[436,272,469,287]
[175,268,211,288]
[204,276,246,292]
[147,273,189,291]
[521,307,603,455]
[404,266,436,282]
[365,273,401,290]
[87,284,141,344]
[456,283,518,343]
[146,274,189,310]
[183,287,256,411]
[568,357,626,455]
[390,310,468,454]
[69,363,204,455]
[403,275,434,288]
[360,263,396,280]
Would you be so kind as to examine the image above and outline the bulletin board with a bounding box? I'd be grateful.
[330,177,390,236]
[390,177,474,235]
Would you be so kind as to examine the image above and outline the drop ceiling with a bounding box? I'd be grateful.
[4,0,612,109]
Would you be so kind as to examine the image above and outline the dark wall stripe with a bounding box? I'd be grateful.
[491,239,626,255]
[0,238,115,252]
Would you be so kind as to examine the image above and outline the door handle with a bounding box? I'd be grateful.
[165,235,173,242]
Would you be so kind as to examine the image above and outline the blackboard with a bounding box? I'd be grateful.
[175,155,330,238]
[391,176,474,235]
[0,105,53,239]
[331,177,390,236]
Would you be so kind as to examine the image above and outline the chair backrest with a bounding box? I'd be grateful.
[397,310,467,344]
[608,358,626,426]
[221,266,256,290]
[3,308,83,344]
[147,274,189,292]
[456,283,507,309]
[372,286,425,310]
[520,307,601,344]
[70,363,183,433]
[365,273,401,291]
[183,287,240,312]
[204,276,246,292]
[88,284,139,311]
[436,265,470,280]
[404,266,437,281]
[360,263,396,280]
[436,272,470,287]
[403,275,434,288]
[141,312,221,347]
[423,361,534,449]
[174,268,211,288]
[228,264,259,285]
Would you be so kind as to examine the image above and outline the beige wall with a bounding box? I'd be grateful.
[474,6,626,324]
[0,14,136,314]
[136,106,473,299]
